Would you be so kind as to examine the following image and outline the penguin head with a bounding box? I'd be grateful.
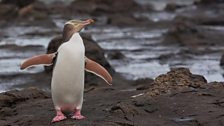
[62,19,94,42]
[65,19,94,32]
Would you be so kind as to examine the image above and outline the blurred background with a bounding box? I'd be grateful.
[0,0,223,92]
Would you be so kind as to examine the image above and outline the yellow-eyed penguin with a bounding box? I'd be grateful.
[20,19,112,123]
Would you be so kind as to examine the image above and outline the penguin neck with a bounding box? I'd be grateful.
[71,32,80,39]
[68,33,82,43]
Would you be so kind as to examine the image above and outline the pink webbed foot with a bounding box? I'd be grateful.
[51,110,67,123]
[72,114,85,120]
[71,109,85,120]
[52,115,67,123]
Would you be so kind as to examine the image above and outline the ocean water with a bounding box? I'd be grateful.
[85,26,224,82]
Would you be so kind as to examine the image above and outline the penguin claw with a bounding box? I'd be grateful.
[51,115,67,123]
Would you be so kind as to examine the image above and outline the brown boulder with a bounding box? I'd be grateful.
[147,68,207,96]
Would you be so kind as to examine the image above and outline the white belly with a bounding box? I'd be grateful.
[51,33,85,108]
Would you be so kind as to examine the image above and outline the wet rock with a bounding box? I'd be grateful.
[146,68,207,96]
[220,54,224,68]
[45,33,114,74]
[107,14,152,26]
[195,0,224,5]
[0,1,55,27]
[18,1,49,17]
[165,3,184,12]
[0,4,18,20]
[164,19,224,49]
[70,0,141,15]
[68,0,151,26]
[17,1,54,27]
[175,12,224,26]
[172,2,224,26]
[164,20,200,47]
[107,51,125,60]
[1,0,36,8]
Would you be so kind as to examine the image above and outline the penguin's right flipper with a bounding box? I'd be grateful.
[20,53,57,70]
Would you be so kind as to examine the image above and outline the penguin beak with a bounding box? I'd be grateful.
[82,19,94,26]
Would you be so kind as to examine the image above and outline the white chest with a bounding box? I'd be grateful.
[51,33,85,104]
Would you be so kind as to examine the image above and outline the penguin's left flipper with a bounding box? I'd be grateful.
[85,57,112,85]
[20,53,57,70]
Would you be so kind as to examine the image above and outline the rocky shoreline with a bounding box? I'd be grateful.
[1,68,224,126]
[0,0,224,125]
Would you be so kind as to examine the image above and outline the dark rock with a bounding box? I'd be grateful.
[1,0,36,8]
[110,102,140,120]
[171,3,224,26]
[0,107,15,116]
[45,33,115,74]
[195,0,224,5]
[158,53,175,61]
[163,18,224,49]
[165,3,184,11]
[0,1,55,27]
[107,14,152,26]
[133,78,153,90]
[18,1,49,17]
[68,0,152,26]
[0,87,49,107]
[132,98,157,114]
[174,12,224,26]
[134,78,154,85]
[220,54,224,67]
[164,20,200,47]
[208,82,224,88]
[107,51,125,60]
[69,0,142,15]
[0,4,18,20]
[136,86,150,90]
